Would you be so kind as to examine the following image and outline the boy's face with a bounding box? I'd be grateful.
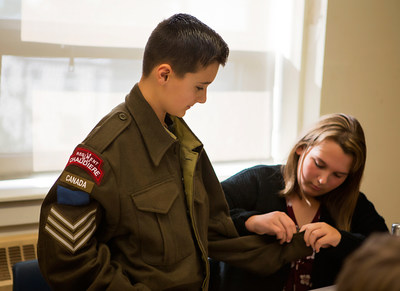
[162,62,219,118]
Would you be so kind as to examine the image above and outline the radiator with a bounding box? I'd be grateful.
[0,233,38,291]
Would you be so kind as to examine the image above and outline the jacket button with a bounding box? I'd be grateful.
[118,112,127,121]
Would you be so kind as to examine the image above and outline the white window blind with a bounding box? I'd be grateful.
[0,0,328,182]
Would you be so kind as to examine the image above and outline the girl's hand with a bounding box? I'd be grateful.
[245,211,297,244]
[300,222,342,253]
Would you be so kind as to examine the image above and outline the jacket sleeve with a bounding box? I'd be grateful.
[38,146,150,291]
[201,160,312,276]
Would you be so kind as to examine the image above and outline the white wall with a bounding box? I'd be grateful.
[320,0,400,229]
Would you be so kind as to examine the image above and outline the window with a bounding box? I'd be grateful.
[0,0,327,185]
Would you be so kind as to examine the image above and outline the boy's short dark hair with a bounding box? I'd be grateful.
[142,13,229,78]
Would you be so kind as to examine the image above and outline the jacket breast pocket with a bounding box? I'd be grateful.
[131,178,195,266]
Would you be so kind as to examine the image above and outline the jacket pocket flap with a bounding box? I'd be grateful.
[131,179,178,214]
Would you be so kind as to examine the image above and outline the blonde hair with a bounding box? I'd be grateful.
[280,113,366,231]
[336,234,400,291]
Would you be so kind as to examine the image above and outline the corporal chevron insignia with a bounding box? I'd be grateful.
[45,205,97,253]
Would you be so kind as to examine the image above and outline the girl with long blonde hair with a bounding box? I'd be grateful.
[214,113,388,291]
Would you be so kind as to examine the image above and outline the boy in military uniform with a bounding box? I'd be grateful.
[38,13,311,290]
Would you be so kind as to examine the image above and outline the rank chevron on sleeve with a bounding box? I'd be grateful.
[45,206,97,253]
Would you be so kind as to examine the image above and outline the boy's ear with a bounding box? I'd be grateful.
[157,64,172,84]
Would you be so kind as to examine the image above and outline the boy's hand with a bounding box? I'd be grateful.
[245,212,297,244]
[300,222,342,253]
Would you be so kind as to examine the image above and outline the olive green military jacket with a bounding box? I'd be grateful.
[38,84,311,291]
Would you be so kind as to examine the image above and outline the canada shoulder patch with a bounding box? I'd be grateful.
[66,147,104,184]
[60,171,95,193]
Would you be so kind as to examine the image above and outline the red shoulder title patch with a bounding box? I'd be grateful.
[67,147,104,184]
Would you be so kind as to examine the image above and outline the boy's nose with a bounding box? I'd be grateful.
[197,90,207,104]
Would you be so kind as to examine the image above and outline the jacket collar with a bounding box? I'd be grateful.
[125,84,176,167]
[170,115,203,154]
